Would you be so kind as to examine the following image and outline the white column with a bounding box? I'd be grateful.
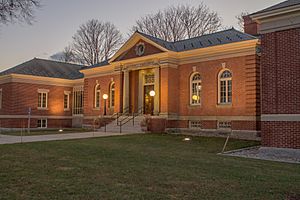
[123,70,130,112]
[154,67,160,115]
[138,70,143,111]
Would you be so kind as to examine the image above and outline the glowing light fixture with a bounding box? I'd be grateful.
[103,94,108,100]
[59,129,63,132]
[192,95,200,101]
[183,137,191,141]
[149,90,155,97]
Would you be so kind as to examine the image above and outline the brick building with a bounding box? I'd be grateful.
[0,0,299,149]
[249,0,300,149]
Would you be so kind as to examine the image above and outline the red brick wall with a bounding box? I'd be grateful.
[262,122,300,149]
[177,55,260,117]
[0,82,73,116]
[231,121,260,131]
[0,118,72,129]
[243,15,258,36]
[261,28,300,149]
[160,67,179,114]
[83,73,122,118]
[0,82,74,128]
[261,28,300,114]
[129,70,139,113]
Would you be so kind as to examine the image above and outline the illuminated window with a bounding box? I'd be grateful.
[37,89,49,109]
[190,73,201,105]
[218,70,232,104]
[94,84,101,109]
[37,119,47,128]
[109,82,115,108]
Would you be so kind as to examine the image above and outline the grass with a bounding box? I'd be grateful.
[0,134,299,200]
[0,128,93,136]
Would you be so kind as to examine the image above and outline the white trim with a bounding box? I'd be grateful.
[94,84,101,109]
[109,82,115,108]
[37,90,48,109]
[0,115,73,119]
[37,119,47,128]
[261,114,300,122]
[163,115,259,121]
[190,72,201,106]
[218,69,232,105]
[63,91,71,111]
[37,89,49,93]
[0,74,83,87]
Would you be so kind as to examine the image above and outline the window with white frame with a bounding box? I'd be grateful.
[94,84,101,109]
[0,89,2,109]
[64,91,70,111]
[189,120,202,129]
[37,119,47,128]
[190,73,201,105]
[218,70,232,104]
[218,121,231,129]
[109,82,115,108]
[37,89,49,109]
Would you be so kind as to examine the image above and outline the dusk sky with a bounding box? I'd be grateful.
[0,0,281,71]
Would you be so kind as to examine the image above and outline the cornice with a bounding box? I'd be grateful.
[0,74,83,87]
[250,4,300,22]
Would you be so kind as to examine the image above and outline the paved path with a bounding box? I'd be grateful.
[222,146,300,164]
[0,132,142,145]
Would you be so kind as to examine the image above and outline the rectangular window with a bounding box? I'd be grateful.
[37,119,47,128]
[111,90,115,107]
[0,89,2,109]
[220,80,226,103]
[218,121,231,129]
[73,86,84,115]
[38,90,48,109]
[189,121,201,129]
[64,92,70,111]
[228,80,232,103]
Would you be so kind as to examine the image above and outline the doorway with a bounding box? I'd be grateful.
[144,85,154,114]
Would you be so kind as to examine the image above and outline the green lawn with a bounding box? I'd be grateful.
[0,128,93,136]
[0,134,299,200]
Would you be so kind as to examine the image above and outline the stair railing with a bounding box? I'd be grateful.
[118,106,144,133]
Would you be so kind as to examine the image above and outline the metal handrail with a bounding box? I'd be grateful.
[118,106,144,133]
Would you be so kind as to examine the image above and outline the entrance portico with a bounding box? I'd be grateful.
[122,64,160,115]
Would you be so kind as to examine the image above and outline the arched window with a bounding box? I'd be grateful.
[190,73,201,105]
[94,84,101,108]
[109,82,115,108]
[218,70,232,104]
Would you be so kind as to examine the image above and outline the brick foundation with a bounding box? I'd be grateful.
[262,121,300,149]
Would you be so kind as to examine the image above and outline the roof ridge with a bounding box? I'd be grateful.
[34,57,86,68]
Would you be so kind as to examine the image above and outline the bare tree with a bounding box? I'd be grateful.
[0,0,40,25]
[236,11,249,31]
[50,46,76,63]
[132,3,222,42]
[72,19,123,65]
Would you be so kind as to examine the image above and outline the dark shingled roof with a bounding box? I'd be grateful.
[87,28,257,70]
[251,0,300,15]
[139,28,257,52]
[0,58,85,80]
[81,60,109,70]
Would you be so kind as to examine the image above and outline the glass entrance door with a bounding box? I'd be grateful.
[144,85,154,114]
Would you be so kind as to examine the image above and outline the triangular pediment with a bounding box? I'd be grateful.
[109,32,170,63]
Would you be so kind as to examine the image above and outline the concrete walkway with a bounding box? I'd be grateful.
[0,131,142,145]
